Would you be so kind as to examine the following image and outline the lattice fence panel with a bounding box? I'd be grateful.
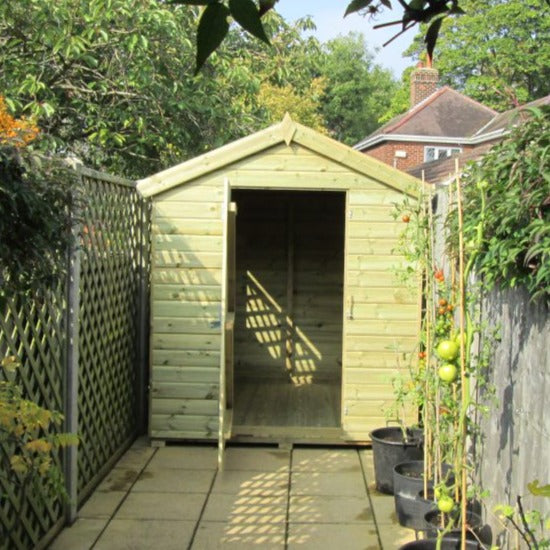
[76,172,143,498]
[1,164,149,549]
[0,282,66,550]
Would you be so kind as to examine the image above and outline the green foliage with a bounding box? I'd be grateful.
[378,66,414,124]
[0,356,78,544]
[0,146,73,302]
[461,106,550,300]
[258,78,328,133]
[494,485,550,549]
[182,0,470,71]
[318,33,397,145]
[1,0,342,177]
[406,0,550,110]
[0,0,265,177]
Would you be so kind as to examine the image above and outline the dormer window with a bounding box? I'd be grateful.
[424,146,462,162]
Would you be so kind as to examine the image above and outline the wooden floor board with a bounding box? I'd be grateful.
[233,379,341,428]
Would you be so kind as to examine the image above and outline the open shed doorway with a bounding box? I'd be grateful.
[231,189,345,436]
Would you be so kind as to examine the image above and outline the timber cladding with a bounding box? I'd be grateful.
[138,115,424,444]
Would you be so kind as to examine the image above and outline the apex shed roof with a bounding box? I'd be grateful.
[137,114,425,198]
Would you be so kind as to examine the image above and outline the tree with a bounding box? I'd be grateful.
[318,33,397,144]
[258,79,328,133]
[406,0,550,110]
[0,0,269,177]
[0,1,334,177]
[378,66,414,124]
[177,0,473,72]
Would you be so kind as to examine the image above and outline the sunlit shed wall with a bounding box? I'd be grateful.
[137,114,423,444]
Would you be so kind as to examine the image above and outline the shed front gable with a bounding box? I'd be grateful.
[138,114,424,200]
[145,117,423,444]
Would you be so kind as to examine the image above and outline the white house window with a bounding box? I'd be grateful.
[424,146,462,162]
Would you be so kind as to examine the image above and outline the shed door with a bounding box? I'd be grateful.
[218,179,235,468]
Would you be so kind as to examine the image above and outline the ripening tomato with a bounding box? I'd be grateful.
[436,340,459,361]
[402,214,410,223]
[438,363,458,383]
[437,495,455,513]
[439,298,447,307]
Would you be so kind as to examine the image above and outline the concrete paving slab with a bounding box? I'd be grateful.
[112,446,155,470]
[370,494,399,524]
[96,467,140,492]
[201,493,287,523]
[147,445,217,470]
[115,491,206,521]
[211,469,288,496]
[378,522,415,549]
[132,468,215,493]
[48,518,106,550]
[289,495,374,524]
[191,520,286,549]
[78,491,127,519]
[291,471,367,497]
[292,448,361,473]
[49,446,398,550]
[93,519,196,550]
[359,449,376,479]
[287,522,381,550]
[223,447,290,472]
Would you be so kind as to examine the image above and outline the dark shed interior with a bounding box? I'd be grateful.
[231,190,345,430]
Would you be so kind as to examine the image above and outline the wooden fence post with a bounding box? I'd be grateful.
[136,197,149,433]
[64,160,82,524]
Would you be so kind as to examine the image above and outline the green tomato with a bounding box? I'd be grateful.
[437,495,455,513]
[438,363,458,383]
[436,340,459,361]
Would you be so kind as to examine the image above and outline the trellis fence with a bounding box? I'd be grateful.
[0,164,150,549]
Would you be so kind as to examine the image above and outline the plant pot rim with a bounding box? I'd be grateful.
[370,427,423,446]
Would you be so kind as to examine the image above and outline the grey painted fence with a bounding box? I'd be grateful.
[433,185,549,548]
[0,164,150,550]
[477,286,549,548]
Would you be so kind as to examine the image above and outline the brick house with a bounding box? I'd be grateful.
[354,65,505,173]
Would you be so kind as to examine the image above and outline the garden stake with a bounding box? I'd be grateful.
[455,163,468,550]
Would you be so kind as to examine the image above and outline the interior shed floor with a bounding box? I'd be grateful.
[233,379,341,428]
[49,438,413,550]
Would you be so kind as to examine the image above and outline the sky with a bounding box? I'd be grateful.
[275,0,417,78]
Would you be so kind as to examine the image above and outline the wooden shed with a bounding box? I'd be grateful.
[137,115,422,450]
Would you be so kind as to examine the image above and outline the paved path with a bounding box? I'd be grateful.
[50,438,412,549]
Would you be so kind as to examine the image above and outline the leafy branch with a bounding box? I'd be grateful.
[176,0,470,71]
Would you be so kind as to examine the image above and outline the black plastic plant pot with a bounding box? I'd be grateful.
[399,537,479,550]
[370,427,424,494]
[393,461,454,499]
[424,509,484,542]
[394,490,437,530]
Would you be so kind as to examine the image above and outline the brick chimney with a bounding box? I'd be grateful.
[410,62,439,108]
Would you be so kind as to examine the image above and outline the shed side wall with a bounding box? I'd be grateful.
[150,180,224,439]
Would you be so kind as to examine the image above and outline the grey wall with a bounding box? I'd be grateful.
[432,185,549,547]
[477,286,549,548]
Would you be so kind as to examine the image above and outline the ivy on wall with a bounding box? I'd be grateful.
[460,105,550,300]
